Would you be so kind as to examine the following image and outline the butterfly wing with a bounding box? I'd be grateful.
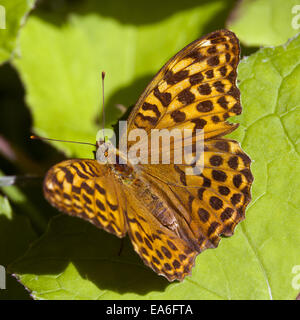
[138,138,253,250]
[123,29,241,147]
[43,159,127,238]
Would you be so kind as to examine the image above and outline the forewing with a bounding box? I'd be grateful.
[124,29,241,146]
[44,159,127,238]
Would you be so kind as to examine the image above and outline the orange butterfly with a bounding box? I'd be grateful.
[43,29,253,281]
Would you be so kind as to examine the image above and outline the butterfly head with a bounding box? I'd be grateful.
[94,139,115,164]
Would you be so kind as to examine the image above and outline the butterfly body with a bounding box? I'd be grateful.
[110,163,134,183]
[126,175,180,232]
[43,30,253,281]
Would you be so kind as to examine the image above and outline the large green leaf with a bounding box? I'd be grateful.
[0,0,36,64]
[227,0,300,46]
[10,32,300,299]
[12,0,235,158]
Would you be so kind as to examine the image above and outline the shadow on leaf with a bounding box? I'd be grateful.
[9,214,169,296]
[36,0,235,27]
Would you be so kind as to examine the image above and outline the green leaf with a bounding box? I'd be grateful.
[0,0,36,64]
[12,0,235,158]
[0,195,37,299]
[227,0,300,46]
[10,31,300,300]
[10,215,169,300]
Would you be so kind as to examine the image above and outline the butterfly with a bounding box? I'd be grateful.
[43,29,253,282]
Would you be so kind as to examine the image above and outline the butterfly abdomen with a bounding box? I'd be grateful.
[128,178,179,232]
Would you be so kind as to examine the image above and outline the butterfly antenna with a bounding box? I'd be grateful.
[30,135,96,147]
[101,71,106,142]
